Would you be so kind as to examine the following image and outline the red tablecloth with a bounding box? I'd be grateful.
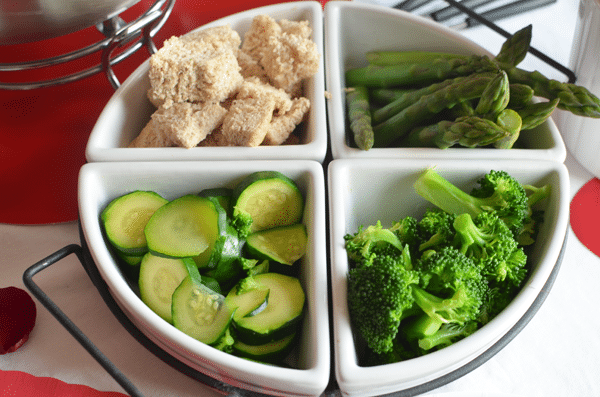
[0,0,328,225]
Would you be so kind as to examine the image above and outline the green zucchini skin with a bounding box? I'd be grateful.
[193,196,240,270]
[232,273,305,345]
[101,190,168,256]
[232,171,304,233]
[232,333,297,363]
[198,187,234,217]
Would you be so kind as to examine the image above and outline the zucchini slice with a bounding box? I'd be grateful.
[232,333,296,363]
[198,187,233,217]
[232,273,305,345]
[232,171,304,233]
[101,191,168,255]
[138,253,193,323]
[172,275,234,346]
[145,195,221,258]
[192,197,240,269]
[245,223,307,265]
[225,282,270,321]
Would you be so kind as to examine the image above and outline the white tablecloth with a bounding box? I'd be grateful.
[3,0,600,395]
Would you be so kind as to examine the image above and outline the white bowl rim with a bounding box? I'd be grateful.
[323,1,567,162]
[78,159,331,397]
[327,158,570,396]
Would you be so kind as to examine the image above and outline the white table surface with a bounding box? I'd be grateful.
[3,0,600,396]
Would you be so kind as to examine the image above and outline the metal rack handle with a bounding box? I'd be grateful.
[22,244,145,397]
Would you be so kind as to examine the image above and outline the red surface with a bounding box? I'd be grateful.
[0,370,128,397]
[0,0,328,225]
[0,287,36,355]
[570,177,600,258]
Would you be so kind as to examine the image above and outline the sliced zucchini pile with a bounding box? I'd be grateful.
[100,170,308,365]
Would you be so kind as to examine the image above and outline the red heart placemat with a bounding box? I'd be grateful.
[570,177,600,257]
[0,370,128,397]
[0,0,328,225]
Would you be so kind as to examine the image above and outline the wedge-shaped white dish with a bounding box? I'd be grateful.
[324,1,567,162]
[78,160,330,397]
[328,158,569,396]
[86,2,327,163]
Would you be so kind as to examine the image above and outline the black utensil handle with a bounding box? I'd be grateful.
[394,0,435,12]
[431,0,496,21]
[465,0,558,27]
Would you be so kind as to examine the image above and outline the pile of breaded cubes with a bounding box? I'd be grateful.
[129,14,320,148]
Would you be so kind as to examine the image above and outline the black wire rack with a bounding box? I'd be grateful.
[21,2,573,396]
[0,0,175,90]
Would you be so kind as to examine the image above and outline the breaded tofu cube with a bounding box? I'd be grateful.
[236,49,269,83]
[219,77,297,146]
[278,19,312,38]
[241,14,282,61]
[263,96,310,145]
[240,14,319,93]
[129,102,227,148]
[238,76,293,115]
[147,33,243,107]
[261,32,319,92]
[181,25,241,50]
[221,97,276,146]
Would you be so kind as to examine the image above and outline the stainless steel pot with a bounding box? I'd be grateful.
[0,0,140,45]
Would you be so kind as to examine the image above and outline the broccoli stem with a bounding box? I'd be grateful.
[413,168,484,219]
[403,313,443,341]
[418,322,477,350]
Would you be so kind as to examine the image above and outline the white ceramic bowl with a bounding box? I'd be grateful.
[327,158,569,397]
[324,1,567,162]
[78,160,330,397]
[85,2,327,163]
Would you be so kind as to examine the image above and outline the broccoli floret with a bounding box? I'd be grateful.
[413,246,488,326]
[416,208,456,251]
[453,211,517,262]
[344,220,404,263]
[477,284,519,325]
[484,247,528,287]
[452,211,528,289]
[414,169,529,238]
[347,245,420,354]
[390,216,420,247]
[517,183,550,245]
[231,208,253,239]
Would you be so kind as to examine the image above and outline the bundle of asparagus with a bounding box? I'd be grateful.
[345,25,600,150]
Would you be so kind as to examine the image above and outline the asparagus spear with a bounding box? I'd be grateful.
[504,67,600,117]
[507,83,535,108]
[494,25,532,67]
[372,75,484,124]
[475,70,510,119]
[345,54,498,88]
[372,72,499,147]
[365,51,469,66]
[346,86,375,150]
[517,98,560,130]
[370,88,415,105]
[493,109,523,149]
[400,116,510,148]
